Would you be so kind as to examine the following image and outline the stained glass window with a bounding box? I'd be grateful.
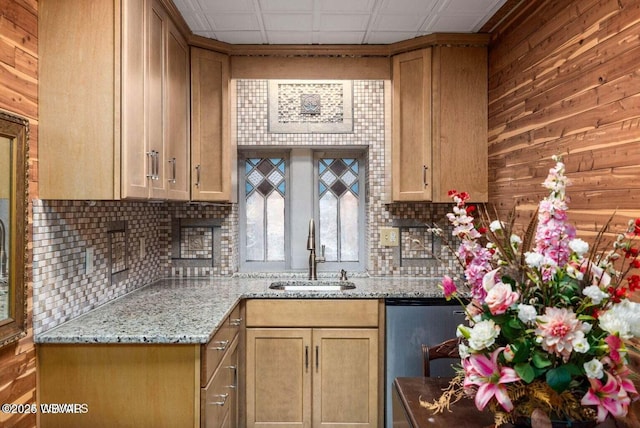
[244,158,286,262]
[318,158,360,262]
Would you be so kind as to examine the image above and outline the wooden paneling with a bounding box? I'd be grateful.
[487,0,640,234]
[0,1,36,427]
[487,2,640,420]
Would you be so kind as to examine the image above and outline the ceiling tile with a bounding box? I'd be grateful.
[318,0,375,13]
[198,0,254,12]
[316,31,366,44]
[379,0,438,14]
[259,0,314,12]
[263,13,314,31]
[209,31,267,44]
[267,31,314,44]
[319,14,370,31]
[373,13,425,32]
[208,13,261,31]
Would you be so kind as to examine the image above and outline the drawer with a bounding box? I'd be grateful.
[201,304,242,386]
[201,336,238,428]
[245,299,379,327]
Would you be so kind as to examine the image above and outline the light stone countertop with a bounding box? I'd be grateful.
[34,275,447,345]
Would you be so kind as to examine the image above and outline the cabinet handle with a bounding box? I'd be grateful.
[423,165,429,187]
[305,346,309,372]
[226,365,238,388]
[168,157,176,184]
[210,340,229,351]
[146,151,155,179]
[315,346,319,372]
[154,151,160,180]
[230,317,243,327]
[209,393,229,407]
[195,164,201,188]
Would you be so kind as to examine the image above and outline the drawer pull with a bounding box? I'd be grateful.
[209,393,229,406]
[210,340,229,351]
[230,317,243,326]
[226,365,238,388]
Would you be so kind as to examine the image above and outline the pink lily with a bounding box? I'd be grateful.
[463,348,520,412]
[581,372,633,422]
[440,275,458,299]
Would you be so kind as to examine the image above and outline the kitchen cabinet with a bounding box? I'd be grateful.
[190,47,236,202]
[37,304,242,428]
[245,299,380,428]
[39,0,189,201]
[391,45,488,202]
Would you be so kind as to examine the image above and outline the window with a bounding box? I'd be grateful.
[239,149,366,273]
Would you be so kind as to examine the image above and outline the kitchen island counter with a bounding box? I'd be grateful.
[35,275,445,344]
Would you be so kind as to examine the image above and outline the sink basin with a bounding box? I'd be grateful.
[269,280,356,291]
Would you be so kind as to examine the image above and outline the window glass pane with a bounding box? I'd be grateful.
[266,192,285,261]
[245,192,264,261]
[318,157,360,262]
[244,157,286,262]
[319,192,338,261]
[340,191,358,261]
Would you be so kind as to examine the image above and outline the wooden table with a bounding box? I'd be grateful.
[392,377,495,427]
[392,377,626,428]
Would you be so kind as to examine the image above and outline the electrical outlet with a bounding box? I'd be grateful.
[139,237,146,260]
[85,247,94,275]
[380,227,400,247]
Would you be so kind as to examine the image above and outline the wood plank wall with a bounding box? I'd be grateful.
[487,1,640,422]
[0,0,37,427]
[488,0,640,235]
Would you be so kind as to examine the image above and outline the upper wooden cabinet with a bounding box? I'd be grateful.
[39,0,190,201]
[392,45,488,202]
[190,47,236,202]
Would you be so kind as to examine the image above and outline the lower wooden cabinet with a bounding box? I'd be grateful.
[244,299,381,428]
[37,304,242,428]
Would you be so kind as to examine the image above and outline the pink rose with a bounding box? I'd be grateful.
[485,282,519,315]
[441,275,457,299]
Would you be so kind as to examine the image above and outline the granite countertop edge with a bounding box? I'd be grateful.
[35,276,449,345]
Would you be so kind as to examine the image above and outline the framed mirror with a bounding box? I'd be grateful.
[0,110,28,347]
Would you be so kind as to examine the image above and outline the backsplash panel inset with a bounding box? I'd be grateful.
[32,200,166,334]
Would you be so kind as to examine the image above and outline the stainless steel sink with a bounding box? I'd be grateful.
[269,280,356,291]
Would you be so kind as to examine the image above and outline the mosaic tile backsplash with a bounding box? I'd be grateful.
[32,79,462,334]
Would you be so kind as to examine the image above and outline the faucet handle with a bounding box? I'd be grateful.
[340,269,348,281]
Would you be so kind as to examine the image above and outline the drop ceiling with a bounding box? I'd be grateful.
[174,0,507,45]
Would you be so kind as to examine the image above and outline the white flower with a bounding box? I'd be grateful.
[482,268,501,292]
[569,238,589,257]
[584,358,604,379]
[489,220,504,232]
[517,304,537,324]
[510,234,522,248]
[582,285,608,305]
[458,343,470,359]
[467,319,500,351]
[599,299,640,339]
[525,252,544,268]
[572,332,590,353]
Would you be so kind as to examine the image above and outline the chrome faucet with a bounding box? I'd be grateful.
[307,219,325,280]
[0,219,6,278]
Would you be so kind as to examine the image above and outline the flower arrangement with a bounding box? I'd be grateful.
[422,156,640,426]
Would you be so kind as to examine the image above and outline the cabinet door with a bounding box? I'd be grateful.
[147,0,167,199]
[191,47,235,202]
[392,49,432,201]
[121,0,149,199]
[431,46,488,202]
[246,329,312,428]
[165,19,190,201]
[312,329,378,428]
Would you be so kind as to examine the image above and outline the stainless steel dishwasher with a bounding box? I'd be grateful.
[385,298,466,428]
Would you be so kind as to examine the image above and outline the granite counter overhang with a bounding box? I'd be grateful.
[34,276,448,345]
